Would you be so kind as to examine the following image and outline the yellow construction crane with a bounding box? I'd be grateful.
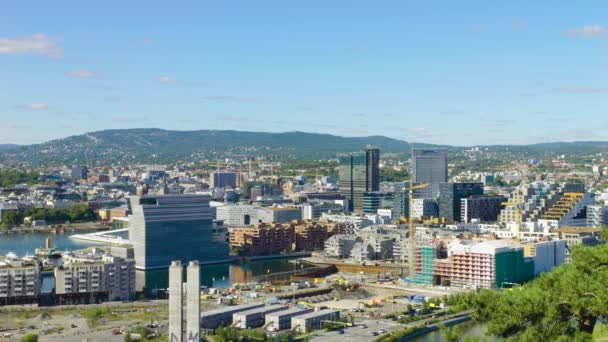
[402,179,430,277]
[501,201,522,242]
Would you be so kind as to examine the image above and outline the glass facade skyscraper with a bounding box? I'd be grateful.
[412,148,448,198]
[339,147,380,213]
[438,182,484,222]
[129,194,230,270]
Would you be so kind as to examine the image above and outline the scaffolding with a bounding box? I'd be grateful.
[413,246,434,285]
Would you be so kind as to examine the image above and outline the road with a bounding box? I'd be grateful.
[312,310,473,342]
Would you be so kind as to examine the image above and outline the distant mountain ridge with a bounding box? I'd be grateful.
[0,144,19,151]
[0,129,437,165]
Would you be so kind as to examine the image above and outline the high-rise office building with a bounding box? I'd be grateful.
[210,171,237,189]
[461,195,507,223]
[339,147,380,213]
[71,165,88,181]
[438,182,484,222]
[128,194,230,270]
[412,148,447,198]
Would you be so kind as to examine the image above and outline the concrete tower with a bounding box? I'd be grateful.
[168,261,183,342]
[186,261,200,341]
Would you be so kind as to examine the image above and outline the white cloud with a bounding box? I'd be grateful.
[565,25,608,38]
[0,33,63,57]
[65,70,97,78]
[18,103,49,111]
[159,76,176,83]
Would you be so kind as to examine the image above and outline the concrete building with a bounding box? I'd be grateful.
[412,198,439,219]
[0,256,40,306]
[256,206,302,223]
[438,183,484,223]
[201,303,265,329]
[265,307,314,331]
[339,147,380,213]
[460,195,506,223]
[54,253,135,305]
[71,165,88,181]
[233,305,289,329]
[324,234,358,258]
[525,240,567,275]
[301,201,344,220]
[129,194,229,270]
[168,260,200,342]
[210,171,237,189]
[412,148,447,198]
[586,205,608,227]
[291,309,341,333]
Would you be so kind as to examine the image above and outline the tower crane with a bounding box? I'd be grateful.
[401,179,430,277]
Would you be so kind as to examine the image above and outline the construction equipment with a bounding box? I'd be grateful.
[502,201,522,242]
[403,179,430,277]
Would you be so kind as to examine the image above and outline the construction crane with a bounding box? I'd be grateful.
[501,201,522,242]
[402,179,430,277]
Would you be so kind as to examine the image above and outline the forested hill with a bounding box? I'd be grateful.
[0,129,435,165]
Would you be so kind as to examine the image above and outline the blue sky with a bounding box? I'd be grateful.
[1,1,607,146]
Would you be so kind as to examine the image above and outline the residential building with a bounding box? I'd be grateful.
[460,195,506,223]
[230,223,295,255]
[324,234,358,258]
[438,183,484,223]
[586,205,608,227]
[128,194,230,270]
[300,201,344,220]
[412,148,447,198]
[339,147,380,213]
[0,256,40,306]
[54,253,135,304]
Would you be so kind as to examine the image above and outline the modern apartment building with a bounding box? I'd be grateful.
[128,194,230,270]
[412,148,447,198]
[216,204,302,226]
[0,256,40,306]
[54,254,135,304]
[339,147,380,213]
[230,223,295,255]
[586,205,608,227]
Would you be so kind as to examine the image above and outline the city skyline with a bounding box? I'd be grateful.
[2,1,608,146]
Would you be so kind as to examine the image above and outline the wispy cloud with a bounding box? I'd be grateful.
[0,33,63,57]
[204,96,255,103]
[159,76,176,84]
[564,25,608,38]
[65,70,97,78]
[18,103,49,111]
[555,86,607,94]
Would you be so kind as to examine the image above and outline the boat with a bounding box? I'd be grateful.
[35,247,62,258]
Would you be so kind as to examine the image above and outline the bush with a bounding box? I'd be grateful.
[20,333,38,342]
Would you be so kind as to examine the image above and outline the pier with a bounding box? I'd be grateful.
[69,228,129,246]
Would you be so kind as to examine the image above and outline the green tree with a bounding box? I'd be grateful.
[20,333,38,342]
[472,244,608,341]
[439,323,463,342]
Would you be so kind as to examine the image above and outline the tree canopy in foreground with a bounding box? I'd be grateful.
[472,244,608,341]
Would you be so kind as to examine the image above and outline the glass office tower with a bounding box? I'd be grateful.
[412,148,448,198]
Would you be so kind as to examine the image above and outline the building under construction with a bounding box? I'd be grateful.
[413,238,564,289]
